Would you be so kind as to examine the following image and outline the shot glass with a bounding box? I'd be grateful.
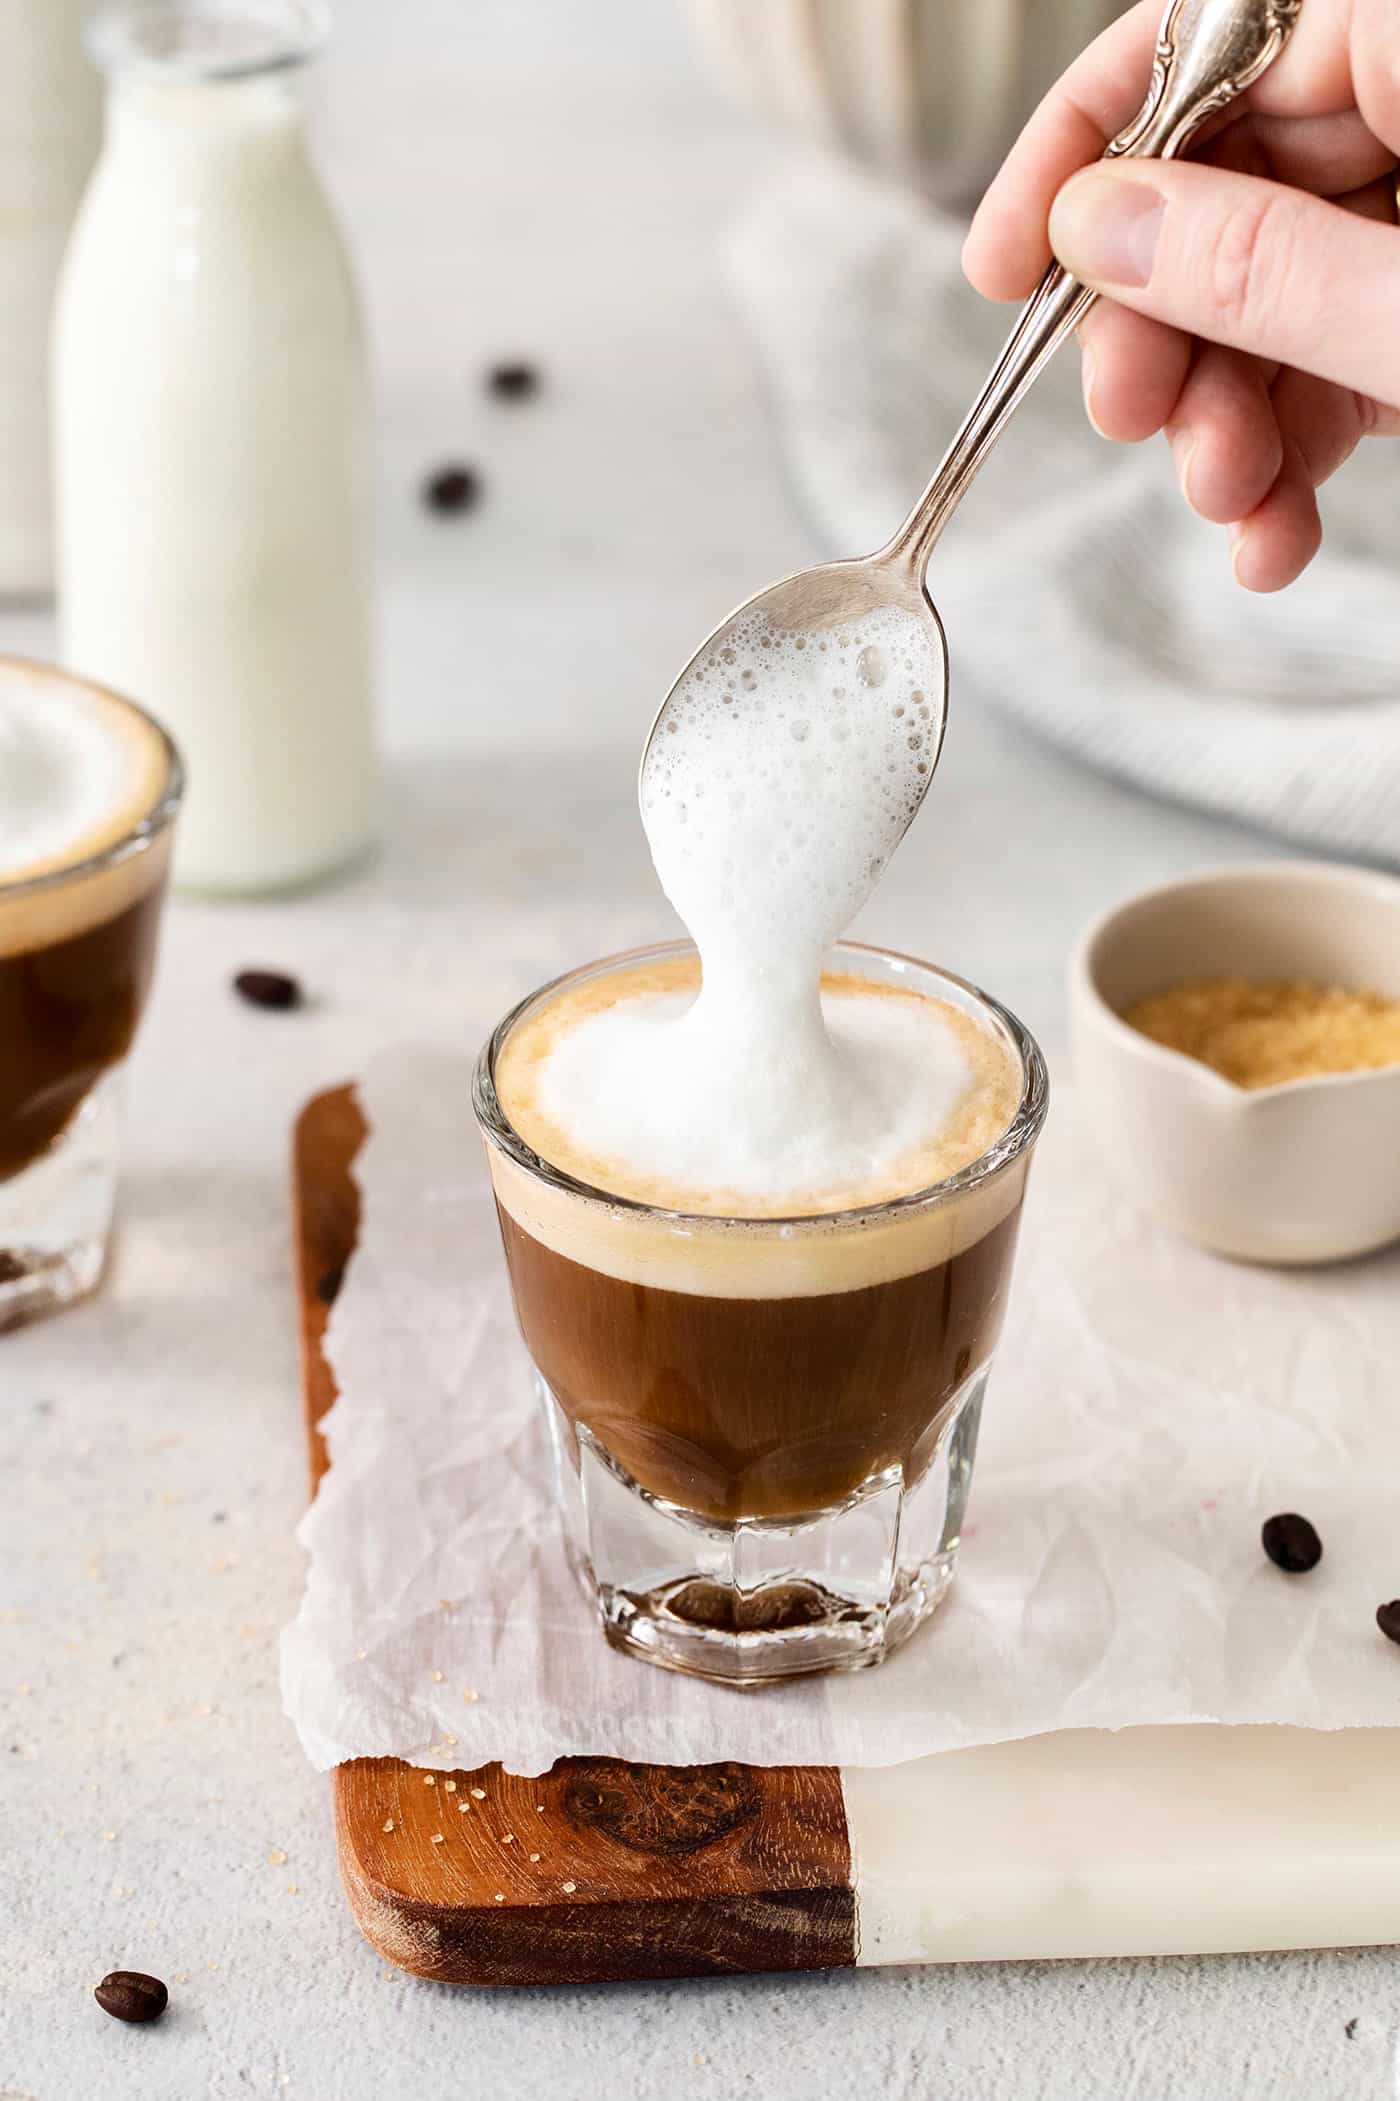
[474,939,1048,1684]
[0,663,181,1329]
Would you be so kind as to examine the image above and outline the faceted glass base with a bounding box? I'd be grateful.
[0,1071,121,1333]
[540,1362,989,1684]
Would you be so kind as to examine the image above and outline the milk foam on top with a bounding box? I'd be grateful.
[498,604,1020,1218]
[0,664,167,883]
[500,956,1018,1221]
[0,664,174,959]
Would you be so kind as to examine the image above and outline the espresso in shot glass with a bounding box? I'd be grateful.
[0,659,181,1327]
[474,939,1046,1684]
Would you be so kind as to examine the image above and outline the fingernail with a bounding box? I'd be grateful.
[1049,169,1164,289]
[1171,431,1197,506]
[1080,342,1107,437]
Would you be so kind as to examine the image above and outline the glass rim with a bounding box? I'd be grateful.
[0,659,184,902]
[473,937,1049,1233]
[87,0,332,83]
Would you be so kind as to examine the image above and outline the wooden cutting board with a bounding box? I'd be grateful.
[293,1085,1400,1988]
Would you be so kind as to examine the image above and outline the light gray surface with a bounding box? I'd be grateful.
[2,6,1396,2098]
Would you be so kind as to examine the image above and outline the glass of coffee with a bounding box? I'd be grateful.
[0,659,182,1328]
[474,938,1047,1683]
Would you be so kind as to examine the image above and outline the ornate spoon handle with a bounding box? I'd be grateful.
[884,0,1304,577]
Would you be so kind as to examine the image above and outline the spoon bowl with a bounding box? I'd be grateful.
[640,554,948,839]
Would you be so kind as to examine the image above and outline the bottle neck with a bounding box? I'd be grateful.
[88,0,329,79]
[106,67,303,130]
[102,75,306,196]
[89,0,323,170]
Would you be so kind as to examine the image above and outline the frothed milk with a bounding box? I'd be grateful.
[501,604,1014,1215]
[0,663,177,1196]
[54,11,375,894]
[0,662,167,886]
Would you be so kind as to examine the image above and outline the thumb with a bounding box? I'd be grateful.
[1048,158,1400,412]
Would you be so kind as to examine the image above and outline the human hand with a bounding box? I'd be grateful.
[963,0,1400,591]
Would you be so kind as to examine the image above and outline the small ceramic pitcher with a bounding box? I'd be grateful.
[1070,862,1400,1265]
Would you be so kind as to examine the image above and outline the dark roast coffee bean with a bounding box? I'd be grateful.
[1376,1601,1400,1646]
[487,361,540,401]
[95,1970,168,2024]
[422,464,480,514]
[1261,1513,1322,1574]
[233,969,302,1011]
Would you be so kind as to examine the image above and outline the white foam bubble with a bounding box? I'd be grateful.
[0,664,161,882]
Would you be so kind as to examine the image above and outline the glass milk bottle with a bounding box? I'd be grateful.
[53,0,376,892]
[0,0,100,596]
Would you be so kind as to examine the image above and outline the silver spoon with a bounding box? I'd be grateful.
[642,0,1302,819]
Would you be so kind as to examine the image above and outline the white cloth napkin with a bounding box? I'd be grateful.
[280,1045,1400,1776]
[726,155,1400,864]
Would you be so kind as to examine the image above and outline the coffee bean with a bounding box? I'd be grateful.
[1376,1601,1400,1646]
[1261,1513,1322,1574]
[233,969,302,1011]
[487,361,540,401]
[95,1970,168,2024]
[0,1250,25,1285]
[422,464,481,514]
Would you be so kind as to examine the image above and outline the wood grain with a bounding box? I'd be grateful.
[294,1083,365,1495]
[292,1085,856,1987]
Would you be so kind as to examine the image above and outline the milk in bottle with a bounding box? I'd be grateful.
[53,0,376,891]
